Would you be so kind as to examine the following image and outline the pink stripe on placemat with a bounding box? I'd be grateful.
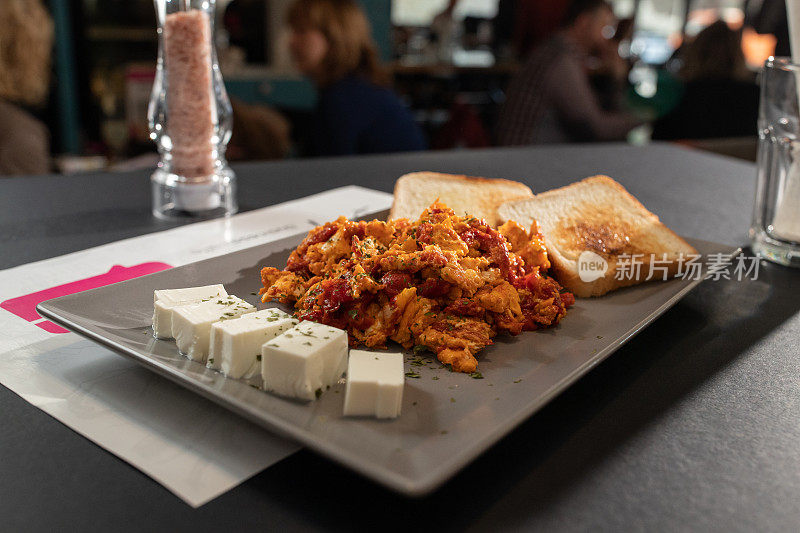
[1,262,172,333]
[35,321,71,334]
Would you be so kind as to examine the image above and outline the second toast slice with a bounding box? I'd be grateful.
[497,175,698,297]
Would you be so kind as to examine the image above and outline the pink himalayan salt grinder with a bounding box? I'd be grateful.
[148,0,236,219]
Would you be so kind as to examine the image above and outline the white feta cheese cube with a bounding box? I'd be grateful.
[153,284,227,306]
[343,350,404,419]
[152,284,227,339]
[207,308,298,379]
[172,295,255,362]
[261,321,348,401]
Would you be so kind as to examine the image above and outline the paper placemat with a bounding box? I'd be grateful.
[0,186,393,507]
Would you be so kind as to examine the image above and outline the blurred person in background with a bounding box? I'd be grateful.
[287,0,426,156]
[227,99,292,161]
[653,20,759,140]
[495,0,640,146]
[0,0,53,175]
[431,0,460,61]
[512,0,570,59]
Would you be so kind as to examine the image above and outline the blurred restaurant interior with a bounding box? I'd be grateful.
[0,0,790,175]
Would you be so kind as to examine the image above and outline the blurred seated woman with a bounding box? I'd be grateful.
[0,0,53,175]
[287,0,426,156]
[653,20,759,140]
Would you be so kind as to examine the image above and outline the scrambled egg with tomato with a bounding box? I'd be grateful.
[259,202,574,373]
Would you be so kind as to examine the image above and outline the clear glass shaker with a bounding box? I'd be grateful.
[751,57,800,267]
[148,0,237,219]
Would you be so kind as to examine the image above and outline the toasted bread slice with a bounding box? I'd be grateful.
[390,171,533,226]
[497,175,698,297]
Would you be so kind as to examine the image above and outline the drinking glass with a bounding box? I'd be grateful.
[751,57,800,267]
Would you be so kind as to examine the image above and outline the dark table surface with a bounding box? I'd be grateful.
[1,143,798,531]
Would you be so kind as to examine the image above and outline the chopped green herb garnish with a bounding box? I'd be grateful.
[256,354,261,361]
[303,341,312,346]
[405,370,421,379]
[315,388,322,399]
[432,376,439,381]
[469,372,484,379]
[450,397,456,403]
[513,379,522,383]
[413,344,427,355]
[208,358,214,364]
